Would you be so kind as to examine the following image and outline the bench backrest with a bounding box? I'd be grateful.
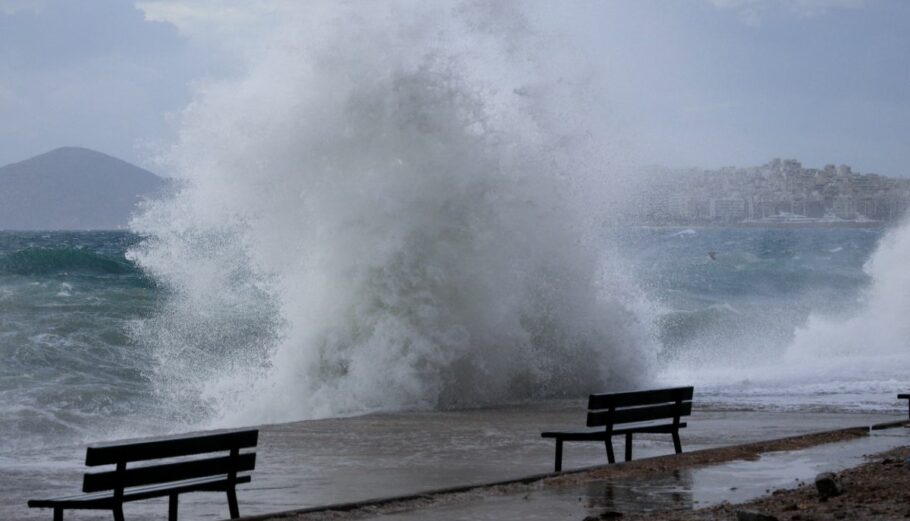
[81,429,258,494]
[586,386,693,429]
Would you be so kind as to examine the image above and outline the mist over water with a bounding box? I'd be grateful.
[115,1,907,433]
[129,2,657,429]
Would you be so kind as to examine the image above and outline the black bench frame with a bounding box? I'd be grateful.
[28,428,258,521]
[541,386,693,471]
[899,394,910,420]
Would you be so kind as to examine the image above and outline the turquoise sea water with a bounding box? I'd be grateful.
[0,232,161,450]
[620,226,878,361]
[0,227,896,455]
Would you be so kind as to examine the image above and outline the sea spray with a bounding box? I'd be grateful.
[786,220,910,375]
[650,225,908,411]
[129,2,658,428]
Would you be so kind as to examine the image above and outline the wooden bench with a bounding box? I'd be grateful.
[28,428,258,521]
[541,386,693,472]
[899,394,910,420]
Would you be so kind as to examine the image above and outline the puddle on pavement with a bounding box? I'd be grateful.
[373,428,910,521]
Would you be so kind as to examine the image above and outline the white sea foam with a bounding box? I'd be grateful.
[660,221,910,411]
[56,282,72,297]
[669,229,697,238]
[129,2,658,428]
[785,221,910,372]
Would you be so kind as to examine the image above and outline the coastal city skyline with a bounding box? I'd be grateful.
[3,146,906,229]
[631,158,910,225]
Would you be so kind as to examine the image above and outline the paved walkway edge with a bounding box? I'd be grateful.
[231,423,903,521]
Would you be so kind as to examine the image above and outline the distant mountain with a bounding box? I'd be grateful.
[0,147,167,230]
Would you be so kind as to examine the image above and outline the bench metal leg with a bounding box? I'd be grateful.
[672,430,682,454]
[53,508,62,521]
[169,493,178,521]
[554,439,563,472]
[605,437,615,464]
[227,487,240,519]
[624,433,633,462]
[112,505,125,521]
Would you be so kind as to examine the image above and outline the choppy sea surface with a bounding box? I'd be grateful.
[620,226,908,414]
[0,227,904,457]
[0,231,161,452]
[2,226,909,520]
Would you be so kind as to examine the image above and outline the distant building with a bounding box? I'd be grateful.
[631,159,908,225]
[710,198,746,222]
[832,196,856,219]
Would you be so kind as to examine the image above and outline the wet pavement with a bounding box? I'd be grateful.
[2,403,904,520]
[370,427,910,521]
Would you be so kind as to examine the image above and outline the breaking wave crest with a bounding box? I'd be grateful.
[128,2,657,428]
[785,220,910,375]
[655,223,910,411]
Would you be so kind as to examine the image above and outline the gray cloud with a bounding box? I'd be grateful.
[0,0,196,168]
[0,0,47,15]
[0,0,907,178]
[708,0,872,25]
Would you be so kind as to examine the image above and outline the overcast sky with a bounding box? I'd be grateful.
[0,0,908,176]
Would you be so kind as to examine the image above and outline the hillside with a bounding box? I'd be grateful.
[0,147,167,230]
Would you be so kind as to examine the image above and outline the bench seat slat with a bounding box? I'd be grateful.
[83,453,255,492]
[542,422,688,440]
[30,475,251,509]
[587,401,692,427]
[30,428,258,521]
[588,387,693,409]
[541,387,694,472]
[85,429,258,466]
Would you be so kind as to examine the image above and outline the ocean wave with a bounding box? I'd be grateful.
[0,247,137,276]
[128,1,658,428]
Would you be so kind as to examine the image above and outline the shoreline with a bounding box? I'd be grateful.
[7,408,905,520]
[236,424,901,521]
